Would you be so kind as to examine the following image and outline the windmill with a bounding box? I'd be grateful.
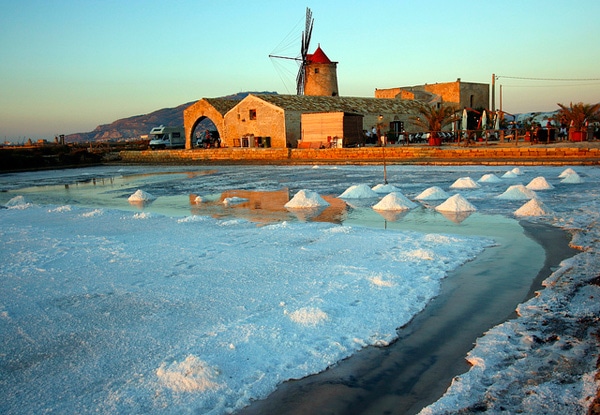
[269,7,314,95]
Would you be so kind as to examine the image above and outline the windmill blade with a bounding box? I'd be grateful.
[296,65,305,95]
[303,7,313,60]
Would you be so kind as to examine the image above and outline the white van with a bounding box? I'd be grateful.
[148,126,185,150]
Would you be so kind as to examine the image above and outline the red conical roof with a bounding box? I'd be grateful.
[307,44,334,64]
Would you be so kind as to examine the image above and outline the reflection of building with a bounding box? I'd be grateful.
[375,78,489,110]
[189,189,348,224]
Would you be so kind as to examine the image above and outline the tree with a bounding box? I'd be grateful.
[554,102,600,130]
[410,103,459,141]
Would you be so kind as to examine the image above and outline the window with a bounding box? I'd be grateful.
[314,68,319,74]
[249,109,257,120]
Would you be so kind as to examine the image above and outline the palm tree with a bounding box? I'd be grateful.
[555,102,600,130]
[410,103,458,145]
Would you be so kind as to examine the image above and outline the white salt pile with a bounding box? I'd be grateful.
[372,192,417,211]
[284,189,330,208]
[502,171,519,178]
[223,197,248,205]
[478,173,503,183]
[415,186,449,201]
[372,183,401,194]
[128,189,156,202]
[514,198,553,217]
[450,177,480,189]
[511,167,524,175]
[338,184,379,199]
[558,167,577,178]
[526,176,554,190]
[5,195,30,208]
[496,185,537,200]
[561,171,584,184]
[435,194,477,212]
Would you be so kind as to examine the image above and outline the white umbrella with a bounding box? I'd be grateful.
[481,110,487,130]
[494,110,501,130]
[462,109,468,131]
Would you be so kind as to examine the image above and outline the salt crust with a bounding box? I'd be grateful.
[156,355,222,392]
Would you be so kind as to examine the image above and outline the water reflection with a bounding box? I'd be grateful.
[438,210,474,224]
[189,189,349,224]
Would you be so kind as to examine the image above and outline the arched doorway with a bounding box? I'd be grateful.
[191,116,221,148]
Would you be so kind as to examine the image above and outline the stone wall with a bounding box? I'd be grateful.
[120,145,600,166]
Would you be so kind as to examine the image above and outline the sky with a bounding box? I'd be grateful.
[1,0,599,141]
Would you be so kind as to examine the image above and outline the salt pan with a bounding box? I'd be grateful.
[338,184,379,199]
[372,192,417,211]
[435,194,477,212]
[285,189,330,208]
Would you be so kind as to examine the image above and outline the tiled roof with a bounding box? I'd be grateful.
[252,94,419,115]
[308,46,333,64]
[203,98,239,115]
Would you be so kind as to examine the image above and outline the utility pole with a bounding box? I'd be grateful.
[491,73,496,112]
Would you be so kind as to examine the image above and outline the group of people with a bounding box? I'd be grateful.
[195,129,221,148]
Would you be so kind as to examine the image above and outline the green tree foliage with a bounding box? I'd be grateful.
[410,104,458,137]
[555,102,600,130]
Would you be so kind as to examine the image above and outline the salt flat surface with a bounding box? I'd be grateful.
[1,164,599,415]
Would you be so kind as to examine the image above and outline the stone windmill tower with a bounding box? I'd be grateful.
[304,44,339,96]
[270,8,339,97]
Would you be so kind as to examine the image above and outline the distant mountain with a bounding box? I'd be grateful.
[65,91,277,143]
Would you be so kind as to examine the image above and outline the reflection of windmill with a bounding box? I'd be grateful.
[269,8,339,97]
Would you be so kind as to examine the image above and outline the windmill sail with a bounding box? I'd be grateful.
[296,8,313,95]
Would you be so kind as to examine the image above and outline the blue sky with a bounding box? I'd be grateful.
[1,0,599,141]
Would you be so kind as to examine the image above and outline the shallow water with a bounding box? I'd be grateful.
[1,165,569,414]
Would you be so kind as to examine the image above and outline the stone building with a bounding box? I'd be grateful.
[183,94,418,149]
[375,79,489,110]
[304,45,339,97]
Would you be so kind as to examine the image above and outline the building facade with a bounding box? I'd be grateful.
[375,79,489,110]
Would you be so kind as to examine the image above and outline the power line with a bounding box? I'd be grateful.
[497,75,600,82]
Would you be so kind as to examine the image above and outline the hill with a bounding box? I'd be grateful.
[65,91,277,143]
